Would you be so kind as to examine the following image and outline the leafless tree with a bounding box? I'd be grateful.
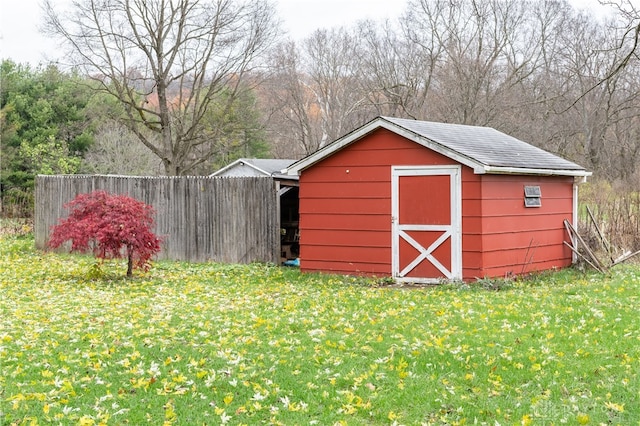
[402,0,540,126]
[597,0,640,83]
[303,28,371,145]
[356,19,441,119]
[262,28,371,156]
[261,40,319,157]
[253,0,639,182]
[43,0,279,175]
[538,8,640,177]
[80,121,163,175]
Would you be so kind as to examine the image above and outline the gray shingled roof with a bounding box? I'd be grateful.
[382,116,586,171]
[240,158,297,175]
[212,158,298,177]
[285,117,590,177]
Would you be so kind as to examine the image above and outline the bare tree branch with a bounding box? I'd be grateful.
[43,0,279,175]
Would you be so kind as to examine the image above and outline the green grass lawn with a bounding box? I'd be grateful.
[1,235,638,425]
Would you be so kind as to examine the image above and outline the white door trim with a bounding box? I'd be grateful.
[391,165,462,283]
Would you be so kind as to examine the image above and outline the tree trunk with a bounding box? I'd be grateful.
[127,249,134,278]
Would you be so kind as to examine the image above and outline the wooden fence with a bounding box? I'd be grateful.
[35,175,279,264]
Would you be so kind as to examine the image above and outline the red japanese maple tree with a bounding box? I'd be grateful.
[49,190,162,277]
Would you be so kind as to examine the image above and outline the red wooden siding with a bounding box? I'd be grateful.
[460,168,483,279]
[298,127,575,281]
[299,128,473,276]
[475,175,574,277]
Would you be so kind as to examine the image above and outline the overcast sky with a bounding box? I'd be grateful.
[0,0,612,67]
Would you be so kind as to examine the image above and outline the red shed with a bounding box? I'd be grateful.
[284,116,591,283]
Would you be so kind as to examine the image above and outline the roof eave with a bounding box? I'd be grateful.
[480,165,592,177]
[242,161,271,176]
[210,158,244,176]
[284,117,591,178]
[211,158,271,177]
[271,173,300,181]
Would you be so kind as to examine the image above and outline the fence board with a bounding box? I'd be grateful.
[35,175,279,264]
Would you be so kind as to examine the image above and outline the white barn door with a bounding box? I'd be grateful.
[391,166,462,283]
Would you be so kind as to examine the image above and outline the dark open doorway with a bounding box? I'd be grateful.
[279,185,299,262]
